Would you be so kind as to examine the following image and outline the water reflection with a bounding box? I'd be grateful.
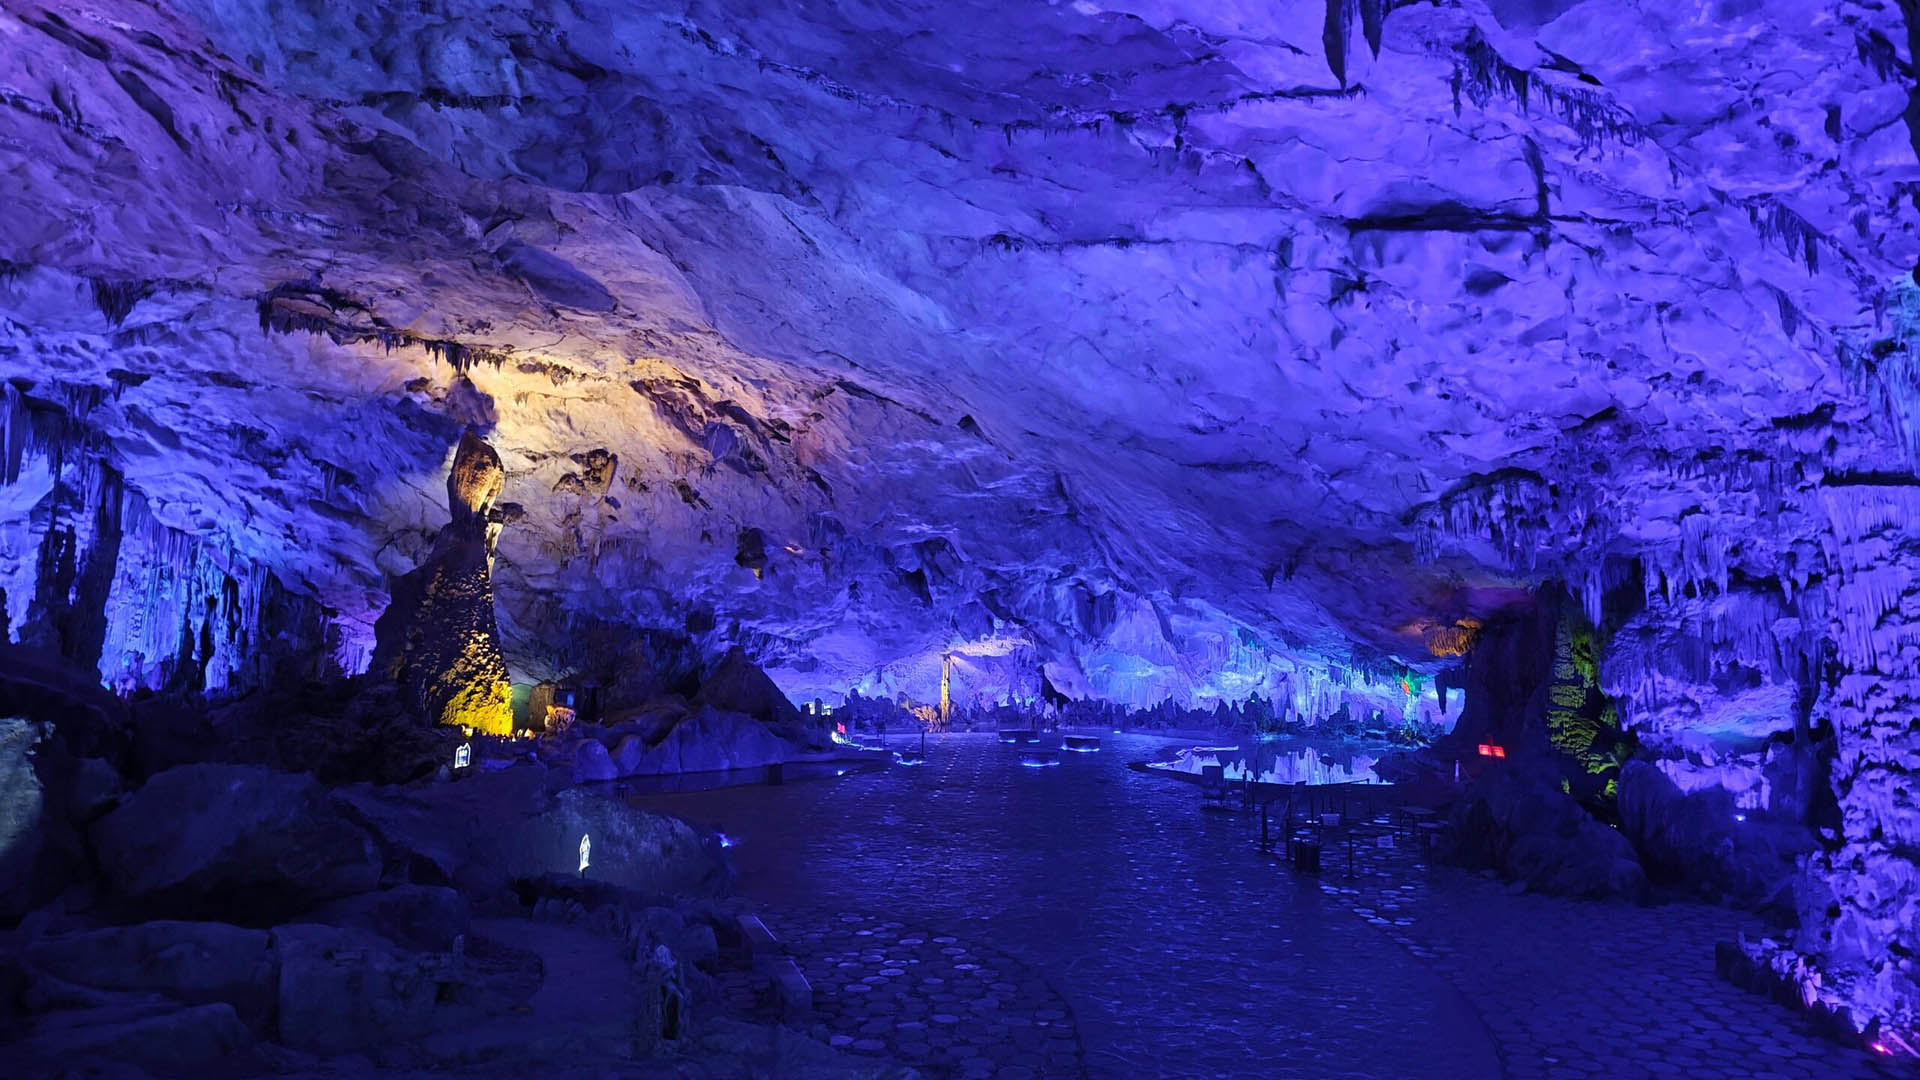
[1145,738,1390,785]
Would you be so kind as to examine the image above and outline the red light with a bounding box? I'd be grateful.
[1492,745,1506,758]
[1477,744,1507,758]
[1477,744,1492,757]
[835,722,846,734]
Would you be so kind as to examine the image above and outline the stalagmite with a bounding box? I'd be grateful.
[370,430,515,735]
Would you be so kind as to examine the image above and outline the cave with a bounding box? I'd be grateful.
[0,0,1916,1076]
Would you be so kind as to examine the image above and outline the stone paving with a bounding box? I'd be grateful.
[717,909,1087,1078]
[635,733,1896,1079]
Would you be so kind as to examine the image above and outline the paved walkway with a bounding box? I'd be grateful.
[635,733,1894,1080]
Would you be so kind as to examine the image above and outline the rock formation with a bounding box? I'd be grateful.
[371,430,514,735]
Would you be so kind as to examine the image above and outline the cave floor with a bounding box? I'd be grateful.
[632,732,1898,1080]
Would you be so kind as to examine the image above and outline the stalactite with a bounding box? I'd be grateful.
[1842,275,1920,464]
[1449,29,1640,151]
[0,383,340,696]
[1785,480,1920,1035]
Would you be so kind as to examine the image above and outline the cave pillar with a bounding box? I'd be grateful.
[1804,485,1920,1031]
[371,430,514,735]
[940,653,952,730]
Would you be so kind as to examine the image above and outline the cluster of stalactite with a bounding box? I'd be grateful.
[1,382,337,696]
[1797,482,1920,1031]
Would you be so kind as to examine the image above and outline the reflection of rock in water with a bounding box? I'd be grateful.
[1151,743,1384,785]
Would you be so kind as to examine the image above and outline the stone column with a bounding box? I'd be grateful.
[1803,483,1920,1033]
[371,430,514,735]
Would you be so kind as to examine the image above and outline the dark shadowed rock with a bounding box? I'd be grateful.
[692,647,816,743]
[310,884,471,953]
[91,764,383,921]
[610,732,649,775]
[15,1000,254,1073]
[1617,760,1811,913]
[572,738,619,783]
[0,643,131,763]
[335,767,728,900]
[211,678,462,785]
[25,921,276,1031]
[272,923,440,1054]
[625,706,807,775]
[493,787,729,897]
[1442,763,1649,902]
[0,717,48,919]
[1,717,130,920]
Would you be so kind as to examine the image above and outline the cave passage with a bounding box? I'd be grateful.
[3,0,1920,1076]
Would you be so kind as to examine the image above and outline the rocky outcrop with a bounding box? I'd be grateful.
[212,678,464,785]
[491,787,730,897]
[571,738,619,783]
[1441,763,1649,902]
[91,764,383,922]
[693,647,820,745]
[12,999,256,1074]
[0,716,48,919]
[309,884,472,953]
[24,921,277,1031]
[271,923,448,1054]
[333,766,731,901]
[372,430,514,735]
[1616,760,1811,914]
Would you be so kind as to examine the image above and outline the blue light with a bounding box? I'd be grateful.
[1734,813,1747,822]
[717,832,737,849]
[1064,745,1099,753]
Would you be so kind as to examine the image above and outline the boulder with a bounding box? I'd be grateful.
[310,884,471,953]
[67,755,123,822]
[338,767,728,900]
[1442,763,1649,901]
[91,764,383,921]
[0,716,48,918]
[692,648,815,743]
[670,921,720,971]
[629,706,806,776]
[17,1000,254,1072]
[1617,760,1811,912]
[492,788,730,897]
[212,679,463,785]
[610,733,649,776]
[572,738,619,783]
[25,921,276,1031]
[0,642,131,763]
[272,923,442,1054]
